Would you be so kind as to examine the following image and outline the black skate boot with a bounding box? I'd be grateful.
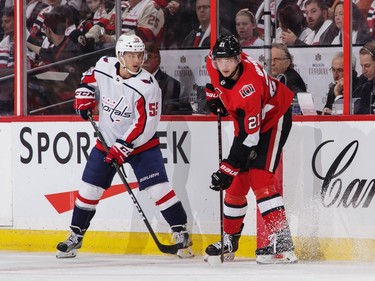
[171,225,194,258]
[205,224,243,261]
[255,227,298,264]
[56,226,84,259]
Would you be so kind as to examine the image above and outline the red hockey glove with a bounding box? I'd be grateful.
[205,83,228,116]
[74,86,96,120]
[210,159,240,191]
[105,139,134,166]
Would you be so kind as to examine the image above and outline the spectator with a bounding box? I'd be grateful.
[27,5,83,65]
[161,0,194,49]
[354,41,375,114]
[271,43,307,94]
[78,0,108,34]
[65,0,83,26]
[0,5,14,115]
[143,41,191,114]
[328,1,371,45]
[235,8,264,47]
[85,0,165,47]
[322,51,359,115]
[181,0,231,48]
[366,0,375,39]
[26,5,84,114]
[26,0,49,33]
[27,0,64,47]
[277,4,312,45]
[294,0,334,45]
[0,6,13,71]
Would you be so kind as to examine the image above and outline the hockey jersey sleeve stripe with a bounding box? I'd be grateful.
[124,95,147,144]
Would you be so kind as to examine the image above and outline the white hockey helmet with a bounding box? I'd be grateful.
[116,34,145,56]
[116,34,146,74]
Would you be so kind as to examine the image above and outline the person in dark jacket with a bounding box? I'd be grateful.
[354,41,375,114]
[181,0,231,48]
[271,43,306,94]
[323,51,359,115]
[143,41,191,114]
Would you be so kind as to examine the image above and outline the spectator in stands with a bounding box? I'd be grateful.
[181,0,231,48]
[26,5,84,114]
[322,51,359,115]
[291,0,334,45]
[277,4,312,45]
[27,5,83,66]
[235,8,264,47]
[161,0,194,49]
[0,5,14,115]
[85,0,165,48]
[354,41,375,114]
[143,41,191,114]
[0,6,13,72]
[65,1,83,28]
[27,0,64,47]
[26,0,49,33]
[328,1,371,45]
[271,43,307,95]
[366,1,375,39]
[78,0,108,34]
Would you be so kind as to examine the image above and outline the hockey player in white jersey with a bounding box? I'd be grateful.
[56,34,193,258]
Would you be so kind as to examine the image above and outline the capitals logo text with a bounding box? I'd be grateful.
[102,96,131,122]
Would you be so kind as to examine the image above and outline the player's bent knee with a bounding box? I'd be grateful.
[145,182,179,211]
[224,192,247,205]
[75,182,105,210]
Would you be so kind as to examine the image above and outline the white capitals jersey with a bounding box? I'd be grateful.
[80,56,162,150]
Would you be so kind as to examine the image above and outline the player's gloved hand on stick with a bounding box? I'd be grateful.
[205,83,228,116]
[210,159,240,191]
[74,87,96,120]
[105,139,134,166]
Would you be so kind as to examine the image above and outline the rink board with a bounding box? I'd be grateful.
[0,118,375,260]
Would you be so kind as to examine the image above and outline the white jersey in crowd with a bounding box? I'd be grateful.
[78,56,162,148]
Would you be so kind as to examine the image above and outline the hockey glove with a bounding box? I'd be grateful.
[74,85,96,120]
[105,139,134,166]
[205,83,228,116]
[210,159,240,191]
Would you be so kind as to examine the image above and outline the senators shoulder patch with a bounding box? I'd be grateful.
[239,84,255,98]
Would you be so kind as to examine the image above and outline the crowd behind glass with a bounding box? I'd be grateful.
[0,0,374,116]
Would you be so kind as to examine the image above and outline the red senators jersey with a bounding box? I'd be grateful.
[207,52,294,148]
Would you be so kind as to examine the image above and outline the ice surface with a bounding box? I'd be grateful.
[0,252,374,281]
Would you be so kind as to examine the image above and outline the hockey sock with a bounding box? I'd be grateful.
[161,201,187,227]
[71,205,96,234]
[223,193,247,234]
[146,182,187,227]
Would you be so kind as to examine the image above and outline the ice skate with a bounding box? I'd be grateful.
[204,224,243,262]
[171,225,194,258]
[256,227,298,264]
[56,226,84,259]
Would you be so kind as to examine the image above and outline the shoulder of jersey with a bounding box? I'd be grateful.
[138,70,159,87]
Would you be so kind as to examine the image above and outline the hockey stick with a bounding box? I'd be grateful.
[87,112,179,255]
[217,109,224,263]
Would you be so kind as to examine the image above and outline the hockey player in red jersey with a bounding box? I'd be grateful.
[56,34,193,259]
[204,35,297,264]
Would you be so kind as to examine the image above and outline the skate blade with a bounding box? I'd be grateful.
[56,249,78,259]
[204,252,235,262]
[256,252,298,264]
[177,247,194,258]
